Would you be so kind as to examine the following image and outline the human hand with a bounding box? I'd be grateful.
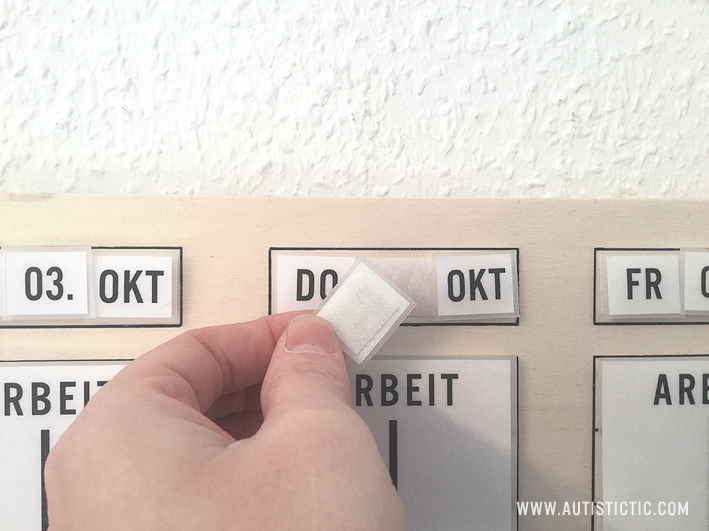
[45,313,409,531]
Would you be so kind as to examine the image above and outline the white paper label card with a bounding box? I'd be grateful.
[595,356,708,530]
[435,251,518,318]
[349,357,517,531]
[93,253,174,319]
[2,248,90,317]
[605,252,681,317]
[0,360,128,531]
[273,253,356,312]
[683,251,709,313]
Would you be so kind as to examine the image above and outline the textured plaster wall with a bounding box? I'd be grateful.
[1,1,709,197]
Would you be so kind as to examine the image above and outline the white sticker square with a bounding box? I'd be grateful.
[2,249,90,316]
[317,261,415,367]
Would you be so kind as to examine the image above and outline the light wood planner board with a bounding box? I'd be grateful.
[2,195,709,531]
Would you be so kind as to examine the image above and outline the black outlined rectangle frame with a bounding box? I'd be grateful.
[268,247,521,326]
[0,246,182,328]
[593,247,709,325]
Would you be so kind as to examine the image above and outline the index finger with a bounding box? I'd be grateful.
[111,311,305,413]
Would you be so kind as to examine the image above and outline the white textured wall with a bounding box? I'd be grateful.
[1,1,709,197]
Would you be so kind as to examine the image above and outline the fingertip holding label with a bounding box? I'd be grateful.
[315,260,416,368]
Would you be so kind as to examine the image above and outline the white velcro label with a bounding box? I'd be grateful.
[317,261,415,367]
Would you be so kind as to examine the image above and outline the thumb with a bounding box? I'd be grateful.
[260,314,352,419]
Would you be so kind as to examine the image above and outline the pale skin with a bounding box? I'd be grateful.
[45,313,409,531]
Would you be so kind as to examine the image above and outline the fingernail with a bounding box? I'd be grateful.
[284,314,337,355]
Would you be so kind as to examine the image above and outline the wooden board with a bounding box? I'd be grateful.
[2,194,709,530]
